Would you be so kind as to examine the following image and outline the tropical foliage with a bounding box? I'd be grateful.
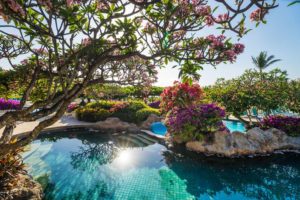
[0,0,277,156]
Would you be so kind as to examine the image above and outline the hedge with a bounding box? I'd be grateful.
[76,100,160,123]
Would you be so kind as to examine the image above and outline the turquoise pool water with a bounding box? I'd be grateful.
[223,120,246,133]
[22,130,300,200]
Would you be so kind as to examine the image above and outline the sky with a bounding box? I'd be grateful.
[156,0,300,86]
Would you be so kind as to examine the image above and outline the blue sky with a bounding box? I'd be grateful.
[156,0,300,86]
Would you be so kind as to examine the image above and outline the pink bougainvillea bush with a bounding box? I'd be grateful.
[166,103,226,141]
[261,115,300,137]
[160,81,227,142]
[160,81,204,112]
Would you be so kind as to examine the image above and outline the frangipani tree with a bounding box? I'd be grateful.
[0,0,277,156]
[206,69,290,126]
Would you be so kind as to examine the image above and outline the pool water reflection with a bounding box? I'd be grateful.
[22,130,300,200]
[223,120,246,133]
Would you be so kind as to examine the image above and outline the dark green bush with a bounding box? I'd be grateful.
[136,108,161,121]
[76,108,111,122]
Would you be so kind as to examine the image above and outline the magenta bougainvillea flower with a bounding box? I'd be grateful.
[166,103,226,135]
[261,115,300,137]
[0,98,20,110]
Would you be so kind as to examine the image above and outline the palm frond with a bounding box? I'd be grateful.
[265,59,281,68]
[252,51,281,71]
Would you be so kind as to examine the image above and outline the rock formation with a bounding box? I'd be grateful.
[184,128,300,157]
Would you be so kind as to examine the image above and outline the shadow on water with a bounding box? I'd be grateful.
[164,145,300,200]
[30,130,300,200]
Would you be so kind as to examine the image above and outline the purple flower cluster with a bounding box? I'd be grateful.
[261,115,300,137]
[167,103,226,135]
[148,101,160,109]
[0,98,20,110]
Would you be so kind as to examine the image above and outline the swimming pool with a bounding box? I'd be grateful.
[22,129,300,200]
[223,120,246,133]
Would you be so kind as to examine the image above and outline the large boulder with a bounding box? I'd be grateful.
[93,117,139,133]
[185,128,300,157]
[140,114,163,129]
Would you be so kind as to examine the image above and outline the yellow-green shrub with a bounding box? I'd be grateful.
[136,108,161,121]
[76,108,111,122]
[76,100,160,123]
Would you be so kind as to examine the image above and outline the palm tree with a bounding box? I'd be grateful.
[251,51,281,74]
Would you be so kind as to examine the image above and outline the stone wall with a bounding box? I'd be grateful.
[184,128,300,157]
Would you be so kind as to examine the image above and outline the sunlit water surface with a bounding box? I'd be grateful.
[22,129,300,200]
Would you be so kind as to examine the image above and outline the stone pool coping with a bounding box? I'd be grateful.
[0,114,96,138]
[0,114,164,141]
[141,129,166,139]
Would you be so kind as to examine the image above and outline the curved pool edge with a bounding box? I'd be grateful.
[13,124,142,141]
[141,129,166,139]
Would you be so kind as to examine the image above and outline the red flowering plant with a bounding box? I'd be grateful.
[160,81,204,113]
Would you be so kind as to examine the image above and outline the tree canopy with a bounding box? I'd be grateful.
[205,69,298,125]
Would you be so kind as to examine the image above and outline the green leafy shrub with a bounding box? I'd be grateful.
[76,108,111,122]
[111,100,149,123]
[76,100,160,123]
[206,69,291,126]
[86,101,118,110]
[127,100,148,111]
[136,108,161,121]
